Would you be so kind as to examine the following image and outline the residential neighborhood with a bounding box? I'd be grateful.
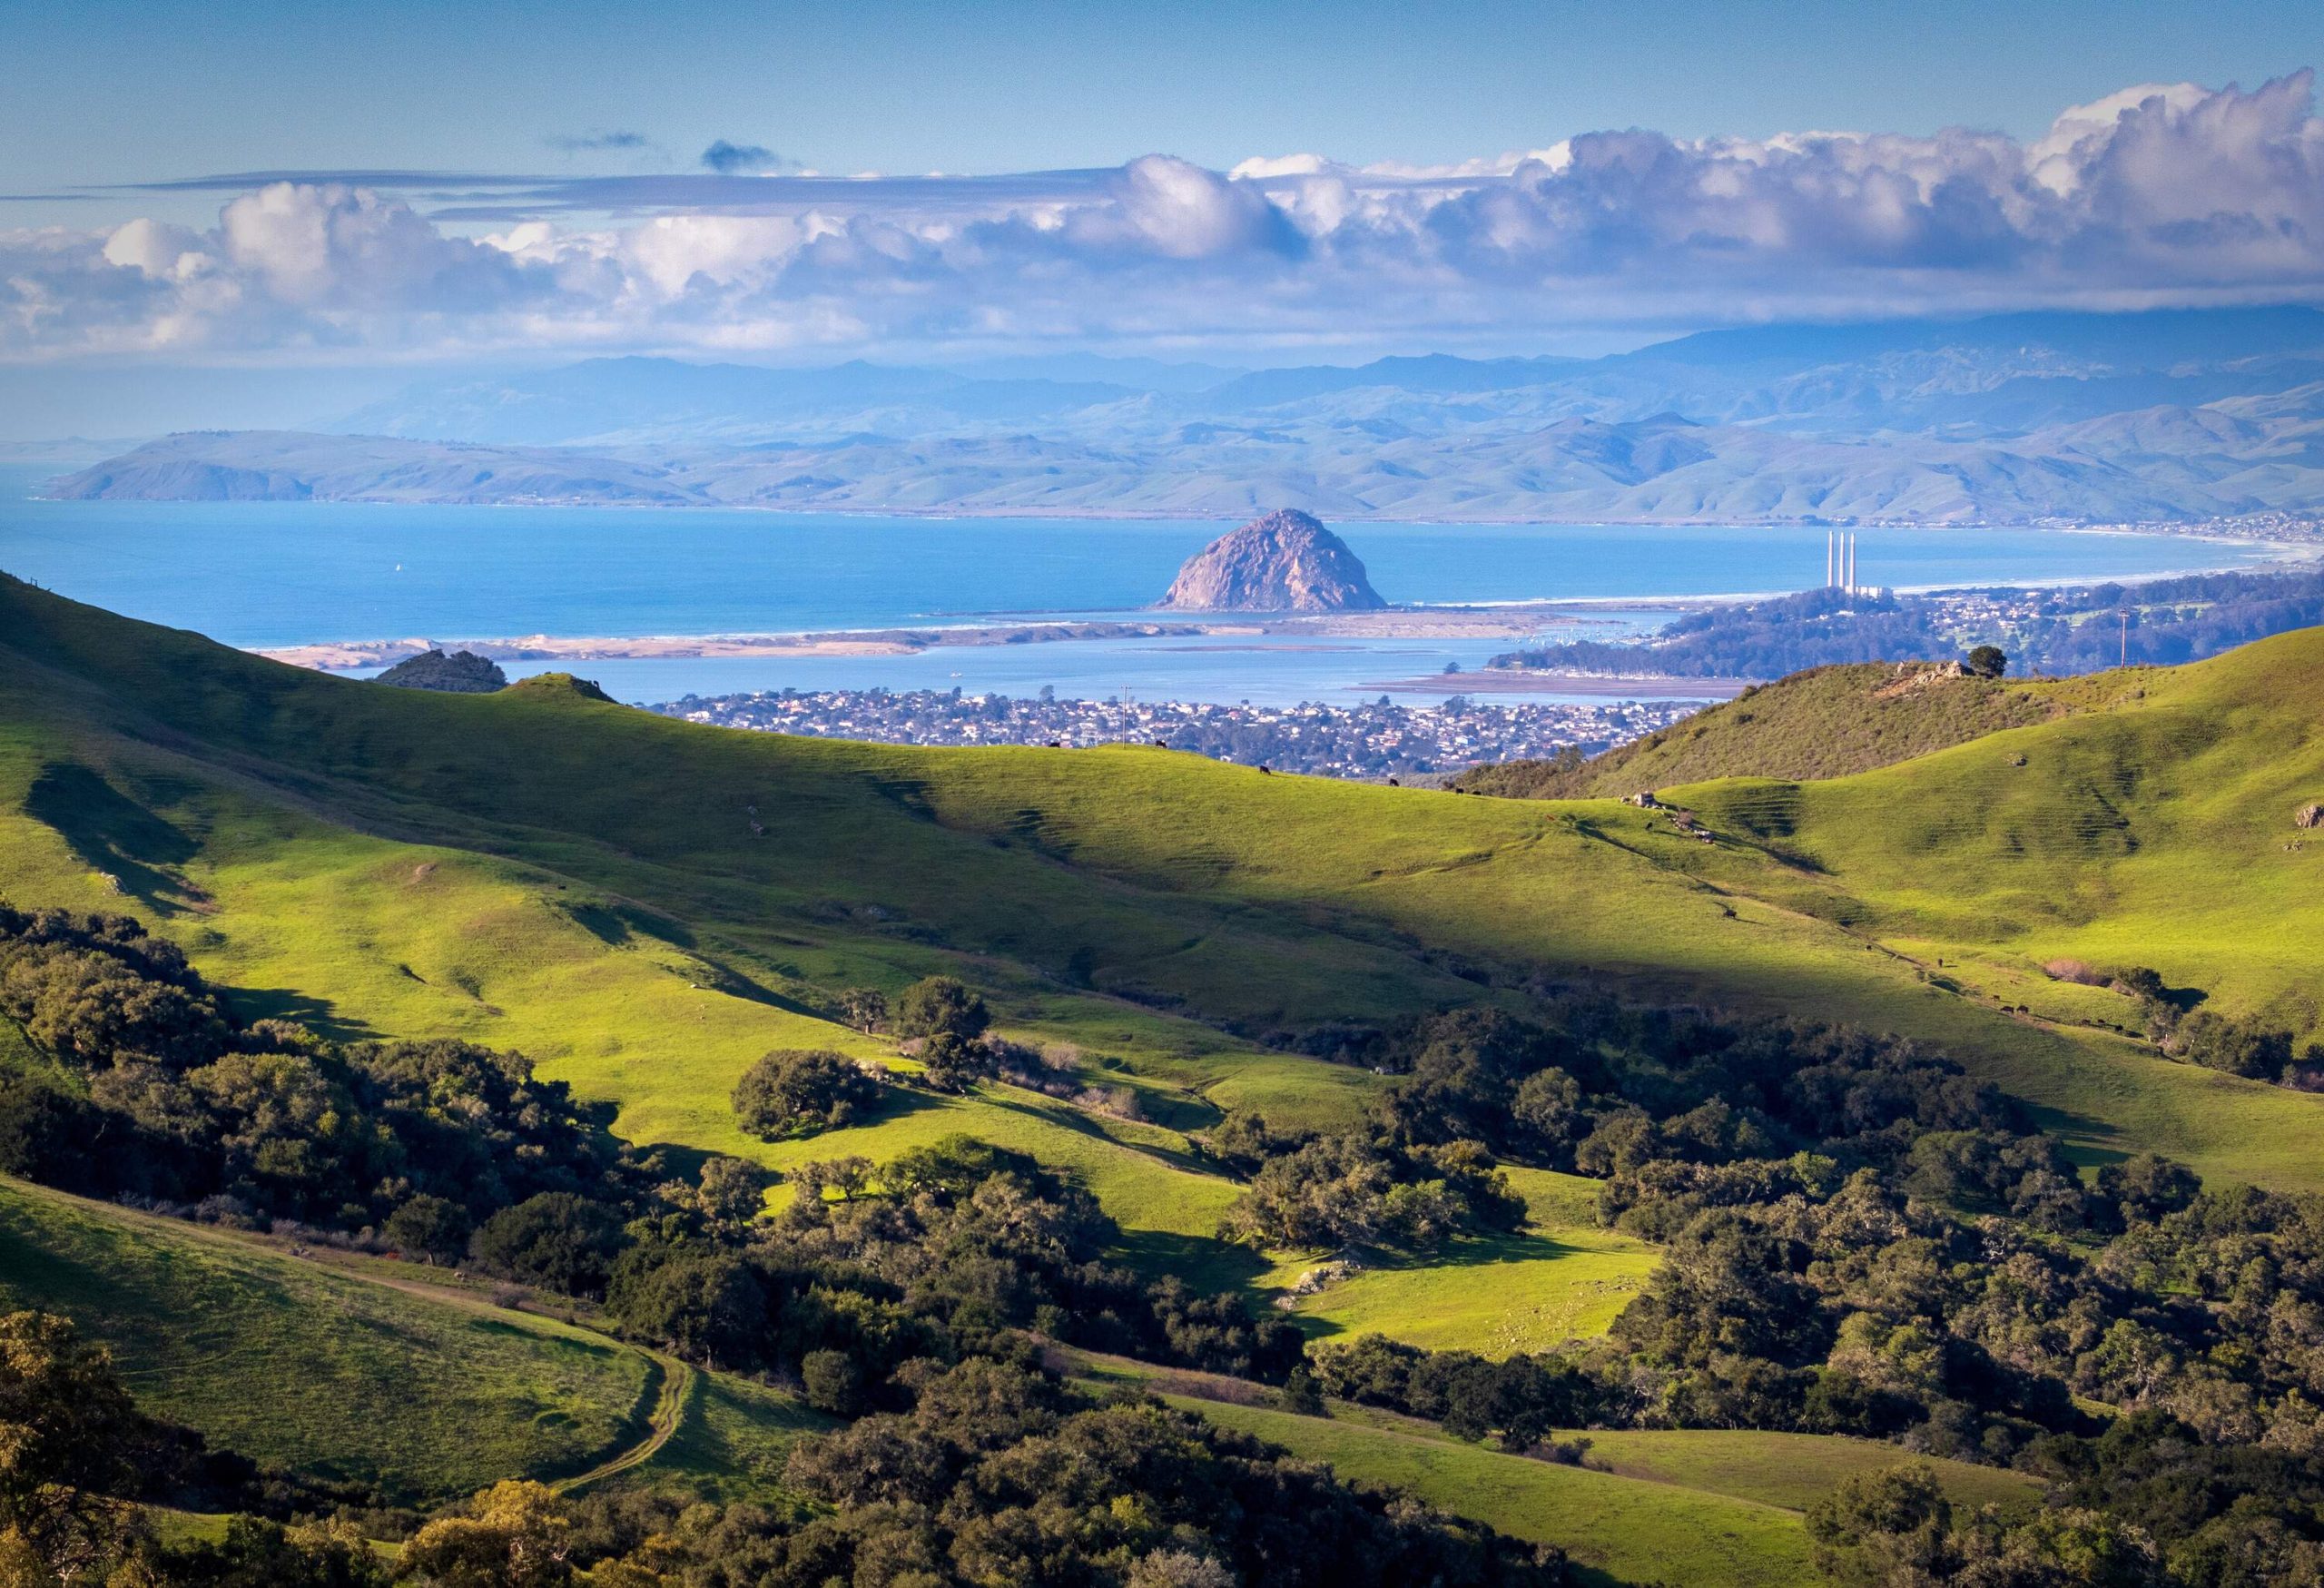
[656,686,1704,780]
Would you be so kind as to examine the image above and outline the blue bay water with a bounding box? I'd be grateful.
[0,471,2278,705]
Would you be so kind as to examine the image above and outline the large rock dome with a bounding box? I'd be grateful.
[1157,509,1387,613]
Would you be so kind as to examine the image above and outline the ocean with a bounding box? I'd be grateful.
[0,471,2280,705]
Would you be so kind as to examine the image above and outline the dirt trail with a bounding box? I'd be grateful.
[553,1352,696,1494]
[10,1180,699,1496]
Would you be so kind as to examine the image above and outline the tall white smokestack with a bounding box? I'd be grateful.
[1826,532,1834,588]
[1847,534,1857,596]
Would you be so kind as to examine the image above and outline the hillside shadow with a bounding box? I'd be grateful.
[566,899,696,952]
[690,953,830,1020]
[222,985,385,1044]
[975,1086,1216,1178]
[25,762,205,912]
[2028,1099,2134,1171]
[626,1139,716,1184]
[1311,1227,1604,1277]
[1114,1228,1270,1294]
[860,1086,950,1125]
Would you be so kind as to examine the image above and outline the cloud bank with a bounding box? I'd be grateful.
[6,74,2323,362]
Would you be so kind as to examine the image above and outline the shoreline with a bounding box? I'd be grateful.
[1367,671,1754,700]
[18,478,2320,544]
[256,607,1573,672]
[253,538,2321,673]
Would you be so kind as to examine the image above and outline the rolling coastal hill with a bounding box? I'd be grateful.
[0,1171,824,1508]
[3,571,2321,1208]
[1452,664,2085,798]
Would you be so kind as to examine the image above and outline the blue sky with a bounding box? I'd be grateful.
[8,0,2319,221]
[2,0,2321,429]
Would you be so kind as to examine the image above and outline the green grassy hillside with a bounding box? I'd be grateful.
[1260,1169,1659,1356]
[1059,1342,2039,1587]
[1669,629,2324,1066]
[1454,662,2076,798]
[1181,1396,1811,1588]
[0,1174,822,1506]
[1163,1396,2034,1588]
[0,1177,655,1502]
[2,573,2321,1214]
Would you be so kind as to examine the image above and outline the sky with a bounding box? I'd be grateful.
[4,0,2323,433]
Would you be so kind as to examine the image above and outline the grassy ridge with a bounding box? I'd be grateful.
[0,1174,827,1507]
[0,1177,655,1503]
[1456,663,2074,798]
[1687,634,2324,1030]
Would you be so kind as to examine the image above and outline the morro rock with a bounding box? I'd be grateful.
[1157,509,1387,612]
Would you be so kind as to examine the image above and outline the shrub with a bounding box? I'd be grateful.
[1220,1133,1521,1252]
[398,1481,576,1588]
[1965,645,2008,678]
[918,1032,995,1093]
[801,1349,865,1415]
[470,1193,624,1297]
[834,987,889,1032]
[1280,1366,1325,1415]
[383,1194,472,1264]
[731,1049,881,1137]
[892,976,990,1041]
[2169,1010,2294,1080]
[0,1310,147,1576]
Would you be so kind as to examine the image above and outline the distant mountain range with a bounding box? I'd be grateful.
[49,308,2324,523]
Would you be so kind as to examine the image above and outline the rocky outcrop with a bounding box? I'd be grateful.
[2299,803,2323,830]
[373,649,508,693]
[1157,510,1386,612]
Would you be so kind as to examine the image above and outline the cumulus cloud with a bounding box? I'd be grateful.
[700,140,781,174]
[6,73,2324,362]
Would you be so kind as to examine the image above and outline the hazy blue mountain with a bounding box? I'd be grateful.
[1621,306,2324,372]
[940,353,1247,391]
[55,309,2324,523]
[330,357,1143,446]
[1198,354,1584,409]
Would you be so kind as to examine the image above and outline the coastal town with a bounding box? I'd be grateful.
[654,685,1704,780]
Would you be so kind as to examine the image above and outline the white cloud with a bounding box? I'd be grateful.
[5,73,2324,363]
[1228,153,1336,180]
